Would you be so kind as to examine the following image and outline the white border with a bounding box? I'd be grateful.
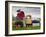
[8,2,43,34]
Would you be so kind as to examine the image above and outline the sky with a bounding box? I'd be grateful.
[12,6,41,20]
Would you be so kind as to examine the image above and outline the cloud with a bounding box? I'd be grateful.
[12,6,41,18]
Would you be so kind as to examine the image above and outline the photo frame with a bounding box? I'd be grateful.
[5,1,45,36]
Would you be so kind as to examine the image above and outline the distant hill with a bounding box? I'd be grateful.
[12,15,40,23]
[32,20,40,23]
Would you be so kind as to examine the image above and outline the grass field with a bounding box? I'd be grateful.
[12,21,40,30]
[12,25,40,30]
